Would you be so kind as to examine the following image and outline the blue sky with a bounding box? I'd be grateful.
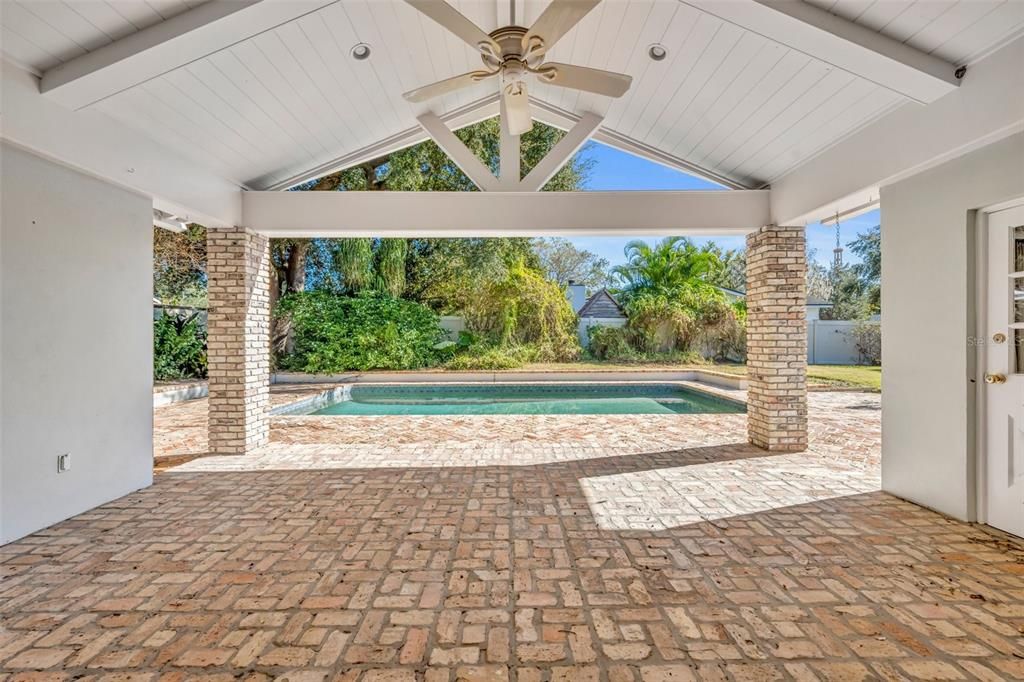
[569,142,878,270]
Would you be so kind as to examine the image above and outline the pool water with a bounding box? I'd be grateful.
[308,383,744,416]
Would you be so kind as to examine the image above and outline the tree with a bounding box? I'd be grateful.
[406,238,538,313]
[284,118,593,303]
[270,171,353,305]
[611,237,722,303]
[532,238,610,292]
[698,242,745,291]
[849,224,881,313]
[806,247,833,302]
[828,265,870,320]
[824,224,882,319]
[153,224,206,306]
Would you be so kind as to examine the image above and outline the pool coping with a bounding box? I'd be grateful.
[154,382,208,406]
[269,378,747,416]
[274,369,747,391]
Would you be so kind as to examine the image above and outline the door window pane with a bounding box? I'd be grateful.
[1014,278,1024,324]
[1014,226,1024,271]
[1016,329,1024,374]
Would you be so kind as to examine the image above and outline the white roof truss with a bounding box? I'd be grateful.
[265,95,746,192]
[416,102,604,193]
[417,111,503,192]
[683,0,962,104]
[519,112,603,192]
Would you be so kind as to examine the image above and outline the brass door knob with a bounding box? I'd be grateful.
[985,373,1007,384]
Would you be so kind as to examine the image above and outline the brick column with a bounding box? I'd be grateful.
[745,225,807,452]
[206,227,271,455]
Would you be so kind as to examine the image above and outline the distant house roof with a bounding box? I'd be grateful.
[714,285,830,307]
[578,289,627,319]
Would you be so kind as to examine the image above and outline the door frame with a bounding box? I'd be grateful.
[974,198,1024,526]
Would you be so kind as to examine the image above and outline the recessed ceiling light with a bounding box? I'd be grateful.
[351,43,371,60]
[648,44,667,61]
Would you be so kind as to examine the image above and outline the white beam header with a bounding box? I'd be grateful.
[242,190,770,237]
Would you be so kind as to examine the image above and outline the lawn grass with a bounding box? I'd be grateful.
[519,361,881,391]
[806,364,881,391]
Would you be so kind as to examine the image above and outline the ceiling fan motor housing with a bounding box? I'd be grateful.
[487,26,534,66]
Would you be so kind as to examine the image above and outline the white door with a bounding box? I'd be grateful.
[984,204,1024,537]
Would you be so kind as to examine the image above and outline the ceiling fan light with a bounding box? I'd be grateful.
[351,43,371,60]
[648,44,667,61]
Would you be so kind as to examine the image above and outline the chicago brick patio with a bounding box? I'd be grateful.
[4,390,1024,680]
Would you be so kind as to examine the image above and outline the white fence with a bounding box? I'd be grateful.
[808,320,877,365]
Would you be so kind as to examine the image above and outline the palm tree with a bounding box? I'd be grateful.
[611,237,721,303]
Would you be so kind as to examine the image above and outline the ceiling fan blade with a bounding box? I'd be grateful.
[502,80,532,136]
[537,62,632,98]
[403,70,497,103]
[522,0,600,60]
[404,0,501,60]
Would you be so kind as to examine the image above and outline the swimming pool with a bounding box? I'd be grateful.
[291,383,744,416]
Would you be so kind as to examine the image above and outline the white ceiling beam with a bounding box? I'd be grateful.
[242,189,770,237]
[520,112,603,192]
[417,112,501,192]
[40,0,336,110]
[770,37,1024,225]
[2,60,241,227]
[683,0,961,104]
[498,96,521,189]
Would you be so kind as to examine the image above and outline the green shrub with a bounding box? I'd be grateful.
[463,261,581,362]
[444,343,537,370]
[276,291,444,372]
[153,313,207,380]
[587,325,638,362]
[852,321,881,365]
[621,286,745,361]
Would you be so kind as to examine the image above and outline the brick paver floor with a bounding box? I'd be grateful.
[4,389,1024,680]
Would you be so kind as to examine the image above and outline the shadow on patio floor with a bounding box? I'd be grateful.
[2,438,1022,679]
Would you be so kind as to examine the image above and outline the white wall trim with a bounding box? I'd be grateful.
[241,189,770,236]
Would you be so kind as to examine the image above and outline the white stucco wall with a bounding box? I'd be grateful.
[1,143,154,544]
[881,132,1024,521]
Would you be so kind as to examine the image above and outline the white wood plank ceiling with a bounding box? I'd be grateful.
[3,0,1023,191]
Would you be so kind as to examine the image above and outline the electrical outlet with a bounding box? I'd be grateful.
[57,453,70,473]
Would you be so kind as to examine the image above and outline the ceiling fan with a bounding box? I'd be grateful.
[402,0,632,136]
